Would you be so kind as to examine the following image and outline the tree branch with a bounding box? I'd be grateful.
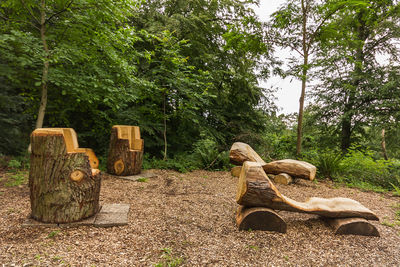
[45,0,74,25]
[20,0,40,24]
[306,3,346,53]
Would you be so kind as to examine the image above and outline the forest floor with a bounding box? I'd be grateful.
[1,169,400,266]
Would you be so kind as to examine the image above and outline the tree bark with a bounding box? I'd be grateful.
[237,161,379,220]
[29,131,101,223]
[163,92,167,160]
[36,0,49,130]
[340,114,352,152]
[296,0,308,157]
[381,128,388,160]
[107,126,144,176]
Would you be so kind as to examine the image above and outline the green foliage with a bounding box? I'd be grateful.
[155,248,184,267]
[5,172,27,187]
[8,159,22,169]
[136,177,148,183]
[337,147,399,190]
[312,151,343,179]
[47,230,60,239]
[191,136,231,170]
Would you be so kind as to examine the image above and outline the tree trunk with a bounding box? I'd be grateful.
[296,0,308,157]
[28,0,49,154]
[237,161,378,220]
[36,0,49,130]
[381,128,388,160]
[340,115,352,152]
[163,92,167,160]
[29,131,101,223]
[107,126,144,176]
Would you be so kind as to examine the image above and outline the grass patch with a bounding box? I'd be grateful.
[155,248,184,267]
[47,230,60,239]
[5,171,28,187]
[136,177,148,183]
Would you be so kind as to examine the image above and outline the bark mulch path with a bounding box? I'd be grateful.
[1,169,399,266]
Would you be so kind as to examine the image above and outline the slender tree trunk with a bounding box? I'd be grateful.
[36,0,49,129]
[381,128,388,160]
[163,92,167,160]
[296,0,308,157]
[340,115,352,152]
[28,0,49,153]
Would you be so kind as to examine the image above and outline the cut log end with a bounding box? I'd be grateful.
[70,170,84,182]
[231,166,242,177]
[114,159,125,175]
[236,206,286,233]
[274,173,293,185]
[325,217,380,237]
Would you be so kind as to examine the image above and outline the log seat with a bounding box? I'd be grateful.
[29,128,101,223]
[235,161,379,235]
[106,125,144,176]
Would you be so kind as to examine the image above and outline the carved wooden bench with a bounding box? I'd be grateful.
[29,128,101,223]
[230,143,380,236]
[107,125,144,176]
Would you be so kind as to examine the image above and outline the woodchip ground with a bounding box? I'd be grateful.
[1,169,399,266]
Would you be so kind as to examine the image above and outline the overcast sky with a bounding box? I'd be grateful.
[252,0,302,115]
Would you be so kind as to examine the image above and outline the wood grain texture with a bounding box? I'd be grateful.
[229,142,266,166]
[274,173,293,185]
[237,161,379,220]
[107,126,144,176]
[29,129,101,223]
[263,159,316,180]
[236,206,286,233]
[325,217,380,236]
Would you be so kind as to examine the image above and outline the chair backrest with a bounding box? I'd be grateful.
[32,128,98,169]
[113,125,143,151]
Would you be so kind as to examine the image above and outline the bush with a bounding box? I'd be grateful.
[310,150,343,179]
[142,136,232,172]
[338,147,399,190]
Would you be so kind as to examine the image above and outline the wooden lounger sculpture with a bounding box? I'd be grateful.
[29,128,101,223]
[107,125,144,176]
[230,143,379,236]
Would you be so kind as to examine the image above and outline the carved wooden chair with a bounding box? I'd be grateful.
[107,125,144,176]
[29,128,101,223]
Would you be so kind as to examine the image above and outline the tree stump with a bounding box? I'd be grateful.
[236,206,287,233]
[29,128,101,223]
[325,217,380,236]
[107,125,144,176]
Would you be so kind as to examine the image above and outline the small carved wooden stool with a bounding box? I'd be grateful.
[107,125,144,176]
[29,128,101,223]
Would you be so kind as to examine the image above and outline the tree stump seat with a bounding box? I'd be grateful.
[107,125,144,176]
[235,161,379,236]
[29,128,101,223]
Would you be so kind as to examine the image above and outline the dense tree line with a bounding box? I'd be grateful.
[1,0,400,185]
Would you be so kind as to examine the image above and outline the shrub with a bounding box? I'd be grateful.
[312,150,343,179]
[338,147,398,190]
